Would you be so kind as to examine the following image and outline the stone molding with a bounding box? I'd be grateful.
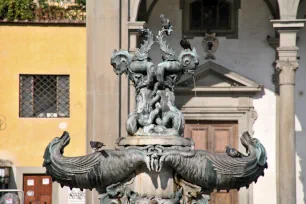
[176,87,262,93]
[128,21,147,53]
[128,21,147,32]
[271,19,305,28]
[0,159,13,167]
[181,108,258,137]
[267,37,300,49]
[275,60,299,85]
[117,136,194,147]
[176,61,263,93]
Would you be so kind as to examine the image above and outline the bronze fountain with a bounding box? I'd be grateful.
[43,15,267,204]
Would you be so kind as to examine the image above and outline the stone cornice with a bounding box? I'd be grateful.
[175,87,262,93]
[176,61,263,94]
[128,21,147,33]
[0,159,13,167]
[271,19,305,29]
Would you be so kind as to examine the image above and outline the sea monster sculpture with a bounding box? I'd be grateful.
[43,132,150,191]
[43,132,267,203]
[44,14,268,204]
[111,16,199,136]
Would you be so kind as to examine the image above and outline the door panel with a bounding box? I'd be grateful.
[23,175,52,204]
[23,176,39,204]
[212,125,237,153]
[184,121,238,204]
[185,124,210,150]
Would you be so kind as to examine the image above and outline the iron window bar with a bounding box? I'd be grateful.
[19,75,70,118]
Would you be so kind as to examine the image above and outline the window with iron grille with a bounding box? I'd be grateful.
[19,75,70,118]
[181,0,240,38]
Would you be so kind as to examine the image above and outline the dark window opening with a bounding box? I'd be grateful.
[182,0,240,38]
[189,0,231,30]
[19,75,70,118]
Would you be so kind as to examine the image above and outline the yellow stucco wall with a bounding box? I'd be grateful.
[0,25,86,166]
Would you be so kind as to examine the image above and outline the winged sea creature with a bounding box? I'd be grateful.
[43,131,150,191]
[43,131,267,194]
[158,132,268,192]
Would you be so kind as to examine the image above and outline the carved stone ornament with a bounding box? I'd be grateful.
[43,14,268,204]
[202,32,219,60]
[275,59,299,85]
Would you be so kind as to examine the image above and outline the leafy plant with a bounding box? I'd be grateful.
[13,0,36,20]
[0,0,86,21]
[76,0,85,7]
[0,0,36,20]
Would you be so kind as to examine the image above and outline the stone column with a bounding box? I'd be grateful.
[272,20,305,204]
[86,1,121,203]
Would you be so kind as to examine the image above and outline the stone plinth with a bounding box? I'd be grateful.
[131,164,175,198]
[117,136,194,147]
[117,136,194,200]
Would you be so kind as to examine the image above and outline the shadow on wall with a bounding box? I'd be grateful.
[296,89,306,204]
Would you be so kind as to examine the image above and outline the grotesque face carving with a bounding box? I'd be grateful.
[202,33,219,60]
[179,48,200,75]
[111,50,131,75]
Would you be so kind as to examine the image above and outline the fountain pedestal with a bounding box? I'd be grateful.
[132,164,175,198]
[116,136,194,202]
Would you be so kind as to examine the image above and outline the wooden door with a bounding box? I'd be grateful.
[23,175,52,204]
[184,120,238,204]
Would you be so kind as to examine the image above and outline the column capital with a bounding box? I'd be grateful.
[276,0,300,20]
[275,60,299,85]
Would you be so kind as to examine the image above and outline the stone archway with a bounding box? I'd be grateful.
[129,0,160,22]
[130,0,142,21]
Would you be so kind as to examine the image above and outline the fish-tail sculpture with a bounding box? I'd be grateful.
[43,132,149,191]
[160,132,267,192]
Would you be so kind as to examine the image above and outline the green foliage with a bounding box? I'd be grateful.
[0,0,86,21]
[76,0,85,7]
[0,0,36,21]
[37,0,48,9]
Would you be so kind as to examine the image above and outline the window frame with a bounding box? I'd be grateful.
[181,0,240,39]
[19,74,70,118]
